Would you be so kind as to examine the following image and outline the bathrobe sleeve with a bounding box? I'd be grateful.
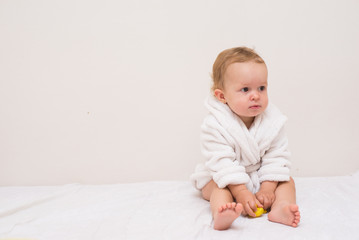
[201,116,250,188]
[258,126,291,183]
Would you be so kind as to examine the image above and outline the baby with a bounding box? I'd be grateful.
[191,47,300,230]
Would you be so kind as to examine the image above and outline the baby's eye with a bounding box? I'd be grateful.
[259,86,266,91]
[240,87,249,92]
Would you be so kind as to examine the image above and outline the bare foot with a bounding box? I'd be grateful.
[268,204,300,227]
[213,202,243,230]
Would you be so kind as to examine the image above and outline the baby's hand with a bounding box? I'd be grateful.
[255,189,276,210]
[235,189,263,217]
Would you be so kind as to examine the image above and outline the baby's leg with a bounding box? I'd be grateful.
[202,180,243,230]
[268,177,301,227]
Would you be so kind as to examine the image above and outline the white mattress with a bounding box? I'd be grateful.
[1,172,358,240]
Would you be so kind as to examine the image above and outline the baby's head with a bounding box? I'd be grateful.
[211,47,268,127]
[211,47,265,92]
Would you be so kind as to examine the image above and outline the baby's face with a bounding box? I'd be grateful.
[220,61,268,122]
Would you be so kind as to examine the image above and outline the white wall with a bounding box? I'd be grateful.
[1,0,358,185]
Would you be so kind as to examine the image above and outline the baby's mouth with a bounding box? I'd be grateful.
[249,105,261,109]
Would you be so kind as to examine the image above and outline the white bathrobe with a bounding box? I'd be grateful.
[191,96,291,193]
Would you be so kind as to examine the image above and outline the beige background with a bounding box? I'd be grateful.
[1,0,359,185]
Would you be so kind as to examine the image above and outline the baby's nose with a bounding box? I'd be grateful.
[251,91,260,100]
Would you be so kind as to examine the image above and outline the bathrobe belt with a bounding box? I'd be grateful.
[245,163,261,174]
[245,163,262,193]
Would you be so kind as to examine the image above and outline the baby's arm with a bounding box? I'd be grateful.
[257,127,291,209]
[258,127,291,184]
[201,116,250,188]
[228,184,262,217]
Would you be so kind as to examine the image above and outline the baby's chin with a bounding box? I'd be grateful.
[248,106,267,116]
[232,107,267,119]
[246,111,265,117]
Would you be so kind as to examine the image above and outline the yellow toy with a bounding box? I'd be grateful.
[250,206,267,218]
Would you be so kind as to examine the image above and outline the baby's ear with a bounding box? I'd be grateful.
[214,89,226,104]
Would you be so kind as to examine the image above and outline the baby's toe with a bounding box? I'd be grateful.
[226,202,234,209]
[218,205,225,212]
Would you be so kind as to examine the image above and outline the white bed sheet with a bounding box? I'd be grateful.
[0,172,358,240]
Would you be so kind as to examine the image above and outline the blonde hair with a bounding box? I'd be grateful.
[211,47,265,92]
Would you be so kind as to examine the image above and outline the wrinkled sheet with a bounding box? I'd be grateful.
[0,172,358,240]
